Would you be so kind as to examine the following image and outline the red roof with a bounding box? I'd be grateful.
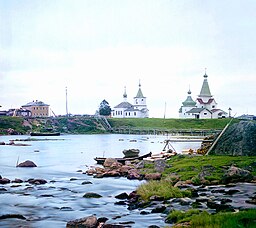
[197,98,215,104]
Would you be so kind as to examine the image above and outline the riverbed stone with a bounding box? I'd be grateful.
[222,165,253,183]
[12,178,23,183]
[0,178,11,184]
[126,168,140,179]
[103,158,118,167]
[154,159,166,172]
[145,173,161,180]
[0,214,26,220]
[66,215,98,228]
[81,181,93,185]
[28,178,47,185]
[17,160,37,167]
[115,192,129,200]
[83,192,102,198]
[102,170,121,177]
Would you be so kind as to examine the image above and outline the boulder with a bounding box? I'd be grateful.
[28,178,47,185]
[12,178,23,183]
[17,160,37,167]
[222,165,253,183]
[0,178,11,184]
[83,192,102,198]
[0,214,26,220]
[115,192,129,200]
[154,159,166,172]
[209,120,256,156]
[66,215,98,228]
[127,169,140,180]
[103,158,118,167]
[144,173,161,180]
[102,170,121,177]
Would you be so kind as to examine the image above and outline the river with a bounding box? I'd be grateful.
[0,134,201,228]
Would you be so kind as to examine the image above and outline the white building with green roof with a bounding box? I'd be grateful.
[179,89,197,118]
[179,72,227,119]
[111,83,149,118]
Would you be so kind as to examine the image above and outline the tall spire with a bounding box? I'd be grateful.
[199,69,212,97]
[123,86,127,101]
[135,80,145,98]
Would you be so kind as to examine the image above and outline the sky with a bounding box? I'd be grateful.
[0,0,256,118]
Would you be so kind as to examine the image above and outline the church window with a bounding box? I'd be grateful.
[134,112,136,116]
[212,105,215,108]
[204,113,207,115]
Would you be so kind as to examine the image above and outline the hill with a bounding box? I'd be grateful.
[0,116,240,135]
[108,118,239,131]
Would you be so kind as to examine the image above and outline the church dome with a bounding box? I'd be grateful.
[182,90,196,106]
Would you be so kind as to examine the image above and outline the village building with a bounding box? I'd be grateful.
[179,72,228,119]
[111,83,149,118]
[7,108,32,117]
[21,100,49,117]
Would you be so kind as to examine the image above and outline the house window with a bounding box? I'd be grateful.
[212,105,215,108]
[204,113,207,115]
[134,112,136,116]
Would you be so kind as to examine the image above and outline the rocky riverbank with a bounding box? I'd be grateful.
[1,153,255,227]
[78,154,256,227]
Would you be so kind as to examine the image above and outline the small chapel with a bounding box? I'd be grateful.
[111,82,149,118]
[179,71,228,119]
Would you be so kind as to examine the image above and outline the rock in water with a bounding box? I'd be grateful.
[66,215,98,228]
[17,160,37,167]
[209,121,256,156]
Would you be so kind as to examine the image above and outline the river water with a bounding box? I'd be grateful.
[0,134,201,228]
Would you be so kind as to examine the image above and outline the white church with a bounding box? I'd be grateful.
[111,82,149,118]
[179,72,228,119]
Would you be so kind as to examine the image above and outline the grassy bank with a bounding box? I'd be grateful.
[1,116,241,135]
[0,116,30,135]
[108,118,240,130]
[168,209,256,228]
[141,155,256,184]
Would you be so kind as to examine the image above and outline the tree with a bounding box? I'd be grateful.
[99,100,111,116]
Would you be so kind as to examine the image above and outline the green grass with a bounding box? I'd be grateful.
[0,116,30,135]
[189,209,256,228]
[166,209,256,228]
[140,155,256,183]
[136,180,192,201]
[108,118,240,130]
[166,209,201,224]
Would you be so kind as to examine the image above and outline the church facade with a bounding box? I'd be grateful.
[111,83,149,118]
[179,72,227,119]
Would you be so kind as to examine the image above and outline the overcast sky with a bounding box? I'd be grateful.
[0,0,255,118]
